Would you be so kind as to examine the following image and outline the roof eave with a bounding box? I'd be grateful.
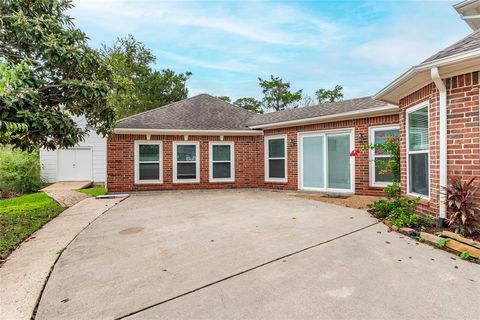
[113,128,263,136]
[247,105,399,130]
[375,49,480,104]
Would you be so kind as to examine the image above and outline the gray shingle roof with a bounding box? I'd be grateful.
[422,29,480,63]
[117,94,255,130]
[117,94,394,130]
[247,96,392,126]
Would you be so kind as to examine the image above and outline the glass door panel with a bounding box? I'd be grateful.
[327,134,351,190]
[302,135,324,189]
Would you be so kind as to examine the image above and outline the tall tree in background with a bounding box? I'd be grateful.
[216,96,231,102]
[234,97,263,114]
[315,85,344,104]
[103,35,191,118]
[258,75,302,111]
[0,0,115,151]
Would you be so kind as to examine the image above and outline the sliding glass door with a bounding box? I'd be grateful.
[300,131,353,192]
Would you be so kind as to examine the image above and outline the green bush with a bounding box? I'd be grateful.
[0,150,45,197]
[384,182,400,198]
[368,183,435,229]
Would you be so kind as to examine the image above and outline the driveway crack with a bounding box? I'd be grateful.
[115,220,381,319]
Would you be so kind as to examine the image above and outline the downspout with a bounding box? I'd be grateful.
[430,67,448,226]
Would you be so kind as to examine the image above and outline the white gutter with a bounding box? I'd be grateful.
[431,67,448,225]
[375,48,480,102]
[248,105,398,130]
[114,128,263,136]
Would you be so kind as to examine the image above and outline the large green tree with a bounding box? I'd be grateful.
[103,35,191,118]
[234,97,263,114]
[315,85,344,104]
[0,0,115,151]
[258,75,302,111]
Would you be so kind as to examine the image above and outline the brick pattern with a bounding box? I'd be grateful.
[399,71,480,217]
[107,115,399,195]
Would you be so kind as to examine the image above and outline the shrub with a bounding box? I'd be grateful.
[368,199,396,218]
[443,177,479,236]
[384,182,400,199]
[0,150,45,197]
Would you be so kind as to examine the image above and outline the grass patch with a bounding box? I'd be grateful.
[0,192,64,260]
[77,187,107,197]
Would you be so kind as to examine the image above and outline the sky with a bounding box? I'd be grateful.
[70,0,472,102]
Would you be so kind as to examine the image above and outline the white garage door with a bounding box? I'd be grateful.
[58,148,93,181]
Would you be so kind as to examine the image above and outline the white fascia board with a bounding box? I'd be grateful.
[375,48,480,103]
[114,128,263,136]
[248,105,398,130]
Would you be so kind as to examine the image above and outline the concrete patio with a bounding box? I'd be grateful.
[35,190,480,319]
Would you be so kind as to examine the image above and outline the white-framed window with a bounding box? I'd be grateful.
[406,103,430,199]
[209,141,234,182]
[134,141,163,184]
[173,141,200,183]
[369,125,400,187]
[265,135,287,182]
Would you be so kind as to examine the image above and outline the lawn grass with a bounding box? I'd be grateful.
[77,187,108,197]
[0,192,64,260]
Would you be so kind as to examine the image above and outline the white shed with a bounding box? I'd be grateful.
[40,117,107,184]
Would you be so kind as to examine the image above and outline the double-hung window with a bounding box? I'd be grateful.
[265,135,287,182]
[134,141,162,184]
[407,104,429,198]
[173,142,200,183]
[209,142,234,182]
[369,126,400,186]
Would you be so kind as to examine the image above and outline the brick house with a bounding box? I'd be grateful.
[107,0,479,225]
[375,1,480,224]
[108,94,399,195]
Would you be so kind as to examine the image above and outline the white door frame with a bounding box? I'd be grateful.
[298,128,355,193]
[57,147,93,181]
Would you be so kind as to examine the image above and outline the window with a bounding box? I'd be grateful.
[134,141,162,184]
[369,126,400,186]
[209,142,234,182]
[173,142,200,183]
[265,135,287,182]
[407,104,429,198]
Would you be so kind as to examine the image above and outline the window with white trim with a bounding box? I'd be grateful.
[369,126,399,186]
[209,142,234,182]
[135,141,162,183]
[173,142,200,183]
[407,104,429,197]
[265,135,287,182]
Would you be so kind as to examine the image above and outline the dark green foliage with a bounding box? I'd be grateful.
[102,35,191,118]
[443,176,479,236]
[0,192,63,259]
[258,75,302,111]
[315,85,344,104]
[360,134,400,182]
[368,183,434,229]
[1,0,116,151]
[384,182,400,198]
[216,96,231,102]
[0,150,44,197]
[233,97,264,114]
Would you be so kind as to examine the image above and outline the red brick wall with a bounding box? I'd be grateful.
[399,71,480,217]
[108,115,399,194]
[263,114,399,195]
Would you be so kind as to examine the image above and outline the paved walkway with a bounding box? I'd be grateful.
[0,197,123,320]
[34,190,480,320]
[41,181,91,191]
[45,190,89,207]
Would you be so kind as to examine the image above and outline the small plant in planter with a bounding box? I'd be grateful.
[443,177,479,236]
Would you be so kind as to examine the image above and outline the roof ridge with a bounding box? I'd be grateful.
[117,94,206,123]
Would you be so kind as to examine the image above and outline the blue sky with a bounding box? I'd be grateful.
[70,0,471,102]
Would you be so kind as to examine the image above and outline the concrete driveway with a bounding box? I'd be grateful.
[36,190,480,320]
